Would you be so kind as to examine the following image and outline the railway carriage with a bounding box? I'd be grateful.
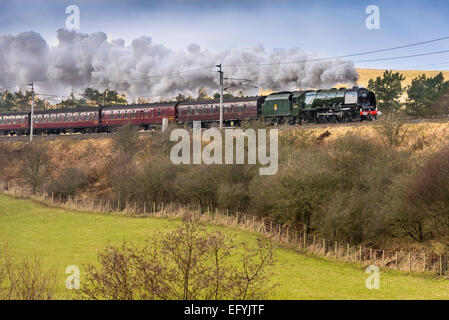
[33,108,100,134]
[176,97,261,127]
[100,103,176,131]
[0,111,29,136]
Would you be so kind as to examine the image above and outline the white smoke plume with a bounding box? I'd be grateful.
[0,29,359,100]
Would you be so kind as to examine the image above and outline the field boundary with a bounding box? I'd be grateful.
[1,180,448,277]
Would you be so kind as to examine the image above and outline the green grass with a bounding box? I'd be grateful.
[1,194,449,300]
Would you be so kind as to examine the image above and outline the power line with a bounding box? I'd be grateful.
[223,36,449,67]
[353,49,449,63]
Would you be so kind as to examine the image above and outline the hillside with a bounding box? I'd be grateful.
[1,194,449,300]
[356,68,449,88]
[260,69,449,95]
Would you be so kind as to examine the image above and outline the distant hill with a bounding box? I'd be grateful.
[259,68,449,95]
[356,68,449,88]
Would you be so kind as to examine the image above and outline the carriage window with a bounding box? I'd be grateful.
[238,104,243,112]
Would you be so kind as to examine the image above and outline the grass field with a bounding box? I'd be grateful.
[1,194,449,300]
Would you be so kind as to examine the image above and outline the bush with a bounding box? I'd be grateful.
[397,146,449,242]
[20,141,50,193]
[49,167,88,196]
[112,124,140,156]
[80,214,275,300]
[0,247,57,300]
[375,117,409,147]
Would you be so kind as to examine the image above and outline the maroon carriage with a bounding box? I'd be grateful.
[176,97,260,127]
[100,103,176,130]
[33,108,100,134]
[0,111,29,136]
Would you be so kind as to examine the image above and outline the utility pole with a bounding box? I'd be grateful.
[216,64,224,130]
[29,83,34,142]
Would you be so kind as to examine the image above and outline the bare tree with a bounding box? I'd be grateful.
[81,214,275,300]
[20,141,50,193]
[0,246,57,300]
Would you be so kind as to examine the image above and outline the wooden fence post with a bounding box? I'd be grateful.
[335,242,338,259]
[409,252,412,271]
[253,216,256,231]
[346,244,349,262]
[303,232,307,249]
[395,251,398,270]
[143,202,146,215]
[359,245,362,262]
[440,254,443,276]
[382,250,385,267]
[322,239,326,255]
[313,236,316,253]
[423,252,426,271]
[370,249,373,264]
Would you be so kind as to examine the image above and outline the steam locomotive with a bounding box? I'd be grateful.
[0,87,379,135]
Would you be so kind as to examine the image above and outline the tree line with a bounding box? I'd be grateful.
[0,87,246,112]
[368,70,449,116]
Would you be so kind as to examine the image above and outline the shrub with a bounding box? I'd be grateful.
[20,141,50,193]
[112,124,140,156]
[80,214,275,300]
[50,167,88,196]
[398,146,449,242]
[0,247,57,300]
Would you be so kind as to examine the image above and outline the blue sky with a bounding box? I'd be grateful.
[2,0,449,70]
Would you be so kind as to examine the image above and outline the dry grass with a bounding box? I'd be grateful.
[259,69,449,96]
[356,69,449,88]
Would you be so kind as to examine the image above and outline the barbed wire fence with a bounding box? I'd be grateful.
[1,180,447,277]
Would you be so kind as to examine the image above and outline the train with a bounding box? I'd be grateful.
[0,86,379,135]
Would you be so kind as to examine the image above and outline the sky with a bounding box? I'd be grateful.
[2,0,449,100]
[1,0,449,70]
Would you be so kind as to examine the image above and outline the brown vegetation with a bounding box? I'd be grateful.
[2,120,449,251]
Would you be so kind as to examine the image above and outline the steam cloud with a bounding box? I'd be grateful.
[0,29,359,100]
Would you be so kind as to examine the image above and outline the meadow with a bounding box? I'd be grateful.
[1,194,449,300]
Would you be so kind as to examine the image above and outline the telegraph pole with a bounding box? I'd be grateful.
[29,83,34,142]
[216,64,224,130]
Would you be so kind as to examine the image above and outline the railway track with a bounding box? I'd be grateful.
[0,118,448,142]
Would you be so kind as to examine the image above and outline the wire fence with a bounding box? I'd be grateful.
[1,180,448,277]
